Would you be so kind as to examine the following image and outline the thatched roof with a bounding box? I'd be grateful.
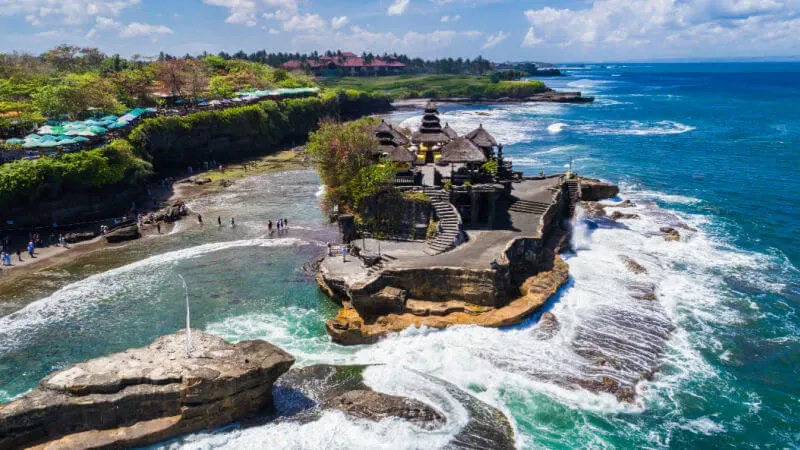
[412,129,450,144]
[443,122,458,139]
[465,124,498,148]
[440,137,487,163]
[379,144,416,162]
[375,119,410,146]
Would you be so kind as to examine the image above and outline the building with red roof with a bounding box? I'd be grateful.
[280,53,406,76]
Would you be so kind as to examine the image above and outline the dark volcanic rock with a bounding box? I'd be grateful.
[104,224,140,243]
[620,256,647,274]
[274,364,515,449]
[352,286,408,317]
[531,311,560,340]
[0,331,294,450]
[64,231,97,244]
[328,390,446,429]
[151,202,188,223]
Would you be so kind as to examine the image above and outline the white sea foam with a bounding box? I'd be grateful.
[0,238,304,351]
[315,185,325,197]
[575,120,695,136]
[547,123,567,134]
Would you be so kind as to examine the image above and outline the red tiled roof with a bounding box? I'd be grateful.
[280,60,304,70]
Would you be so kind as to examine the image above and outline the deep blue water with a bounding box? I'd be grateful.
[0,63,798,448]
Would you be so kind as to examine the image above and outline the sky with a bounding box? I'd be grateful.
[0,0,798,62]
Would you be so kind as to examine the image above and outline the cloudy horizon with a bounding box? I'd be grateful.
[1,0,799,62]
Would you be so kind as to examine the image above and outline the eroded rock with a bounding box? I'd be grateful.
[329,390,446,429]
[64,231,97,244]
[620,256,647,274]
[104,224,140,243]
[531,311,560,340]
[0,331,294,450]
[579,178,620,201]
[659,227,681,242]
[610,211,640,221]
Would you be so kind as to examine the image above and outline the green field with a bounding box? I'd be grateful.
[321,74,548,100]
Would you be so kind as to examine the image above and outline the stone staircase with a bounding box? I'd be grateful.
[423,188,462,255]
[508,199,551,215]
[365,253,397,276]
[566,179,580,216]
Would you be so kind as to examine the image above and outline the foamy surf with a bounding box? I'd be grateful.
[0,237,305,351]
[547,123,567,134]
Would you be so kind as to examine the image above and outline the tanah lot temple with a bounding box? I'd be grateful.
[317,101,620,345]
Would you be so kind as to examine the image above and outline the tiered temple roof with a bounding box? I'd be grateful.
[412,102,451,144]
[375,120,415,163]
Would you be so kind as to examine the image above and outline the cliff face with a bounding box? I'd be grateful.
[0,331,294,450]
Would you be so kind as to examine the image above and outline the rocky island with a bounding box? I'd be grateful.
[310,102,619,345]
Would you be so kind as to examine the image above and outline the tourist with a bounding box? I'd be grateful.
[1,251,9,266]
[341,245,347,262]
[217,216,222,226]
[27,240,35,258]
[268,220,273,233]
[230,217,235,227]
[16,249,22,262]
[157,223,161,234]
[283,218,288,229]
[198,214,203,224]
[276,220,281,232]
[327,242,332,256]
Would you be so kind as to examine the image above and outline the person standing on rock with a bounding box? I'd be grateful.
[268,220,273,233]
[16,249,22,262]
[157,223,161,234]
[230,217,235,228]
[198,214,203,224]
[341,245,347,262]
[27,240,35,258]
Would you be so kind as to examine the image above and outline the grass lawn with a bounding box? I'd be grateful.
[321,74,548,100]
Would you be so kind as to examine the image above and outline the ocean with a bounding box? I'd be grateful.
[0,63,798,448]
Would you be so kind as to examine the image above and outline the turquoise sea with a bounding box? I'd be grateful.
[0,63,798,448]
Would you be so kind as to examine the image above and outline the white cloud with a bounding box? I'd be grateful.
[388,0,410,16]
[291,26,483,55]
[268,28,280,34]
[283,13,325,32]
[0,0,140,25]
[331,15,349,29]
[482,30,508,49]
[204,0,300,26]
[440,14,460,22]
[119,22,174,38]
[521,0,800,58]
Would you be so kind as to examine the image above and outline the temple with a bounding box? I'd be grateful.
[318,101,620,345]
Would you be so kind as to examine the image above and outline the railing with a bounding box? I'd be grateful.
[394,176,414,185]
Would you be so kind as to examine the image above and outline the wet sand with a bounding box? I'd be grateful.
[0,148,309,295]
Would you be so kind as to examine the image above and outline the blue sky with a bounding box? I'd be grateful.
[1,0,798,62]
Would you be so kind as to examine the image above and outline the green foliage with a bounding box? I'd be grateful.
[32,73,122,118]
[0,139,152,208]
[402,191,430,202]
[322,75,549,100]
[306,117,391,212]
[481,160,498,174]
[443,181,453,190]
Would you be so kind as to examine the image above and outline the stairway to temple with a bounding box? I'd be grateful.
[423,188,462,255]
[508,198,551,215]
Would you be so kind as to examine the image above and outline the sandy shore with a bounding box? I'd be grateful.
[0,148,309,289]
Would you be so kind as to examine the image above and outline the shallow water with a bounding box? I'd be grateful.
[2,63,799,448]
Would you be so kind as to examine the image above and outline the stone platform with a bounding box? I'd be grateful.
[318,176,590,345]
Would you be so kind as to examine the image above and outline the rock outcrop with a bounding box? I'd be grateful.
[610,211,639,221]
[0,330,294,450]
[325,253,569,345]
[149,202,188,223]
[579,178,619,201]
[64,231,97,244]
[659,227,681,242]
[104,224,140,243]
[531,311,560,340]
[620,256,647,274]
[274,364,515,449]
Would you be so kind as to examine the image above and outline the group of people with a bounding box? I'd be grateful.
[268,218,288,234]
[0,232,68,268]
